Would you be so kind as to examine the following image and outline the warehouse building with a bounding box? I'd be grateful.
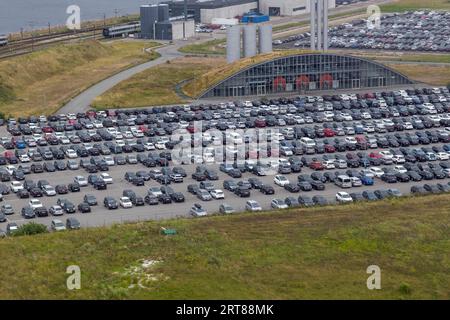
[199,53,413,98]
[140,3,195,40]
[259,0,335,16]
[166,0,336,23]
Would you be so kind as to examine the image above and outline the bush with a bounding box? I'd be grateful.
[14,222,48,236]
[399,283,412,295]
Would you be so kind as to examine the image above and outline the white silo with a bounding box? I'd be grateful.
[243,24,257,58]
[258,24,273,54]
[226,25,241,64]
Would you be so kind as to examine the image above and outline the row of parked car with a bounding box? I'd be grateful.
[282,11,450,52]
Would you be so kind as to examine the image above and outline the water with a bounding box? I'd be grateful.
[0,0,162,34]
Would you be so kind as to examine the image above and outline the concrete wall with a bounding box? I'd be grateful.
[171,20,195,40]
[259,0,335,16]
[200,2,258,24]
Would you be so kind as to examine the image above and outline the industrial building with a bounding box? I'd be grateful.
[140,3,195,40]
[310,0,329,51]
[166,0,334,23]
[226,24,272,63]
[200,53,413,98]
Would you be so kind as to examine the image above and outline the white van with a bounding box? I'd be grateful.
[335,175,352,188]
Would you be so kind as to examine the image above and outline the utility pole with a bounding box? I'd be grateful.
[48,22,51,35]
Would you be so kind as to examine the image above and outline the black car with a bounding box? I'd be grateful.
[144,194,159,205]
[234,186,250,197]
[298,195,314,206]
[374,189,390,199]
[228,169,242,178]
[132,196,145,206]
[83,194,97,206]
[423,184,441,194]
[312,195,328,206]
[260,184,275,195]
[349,192,364,201]
[362,190,378,201]
[34,206,49,217]
[223,180,238,192]
[29,187,43,197]
[311,181,325,190]
[248,178,263,189]
[17,189,30,199]
[104,197,118,210]
[381,173,397,183]
[170,192,185,203]
[285,196,300,207]
[298,181,313,191]
[55,184,68,194]
[411,185,428,195]
[78,202,91,213]
[284,183,300,193]
[68,183,80,192]
[21,206,35,219]
[158,194,172,204]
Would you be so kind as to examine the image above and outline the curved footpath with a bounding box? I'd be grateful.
[57,0,397,114]
[58,42,187,114]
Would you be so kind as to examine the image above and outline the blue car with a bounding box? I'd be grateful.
[15,140,26,149]
[360,175,374,186]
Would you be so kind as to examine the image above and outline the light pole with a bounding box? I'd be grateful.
[153,20,157,40]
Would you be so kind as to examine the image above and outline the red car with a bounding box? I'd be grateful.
[255,118,266,128]
[369,152,382,159]
[324,144,336,153]
[86,110,96,118]
[309,161,325,170]
[42,126,53,133]
[323,128,336,137]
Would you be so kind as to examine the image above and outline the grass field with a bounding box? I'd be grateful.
[0,194,448,299]
[178,38,226,55]
[92,57,225,109]
[380,0,450,12]
[387,63,450,86]
[0,40,160,117]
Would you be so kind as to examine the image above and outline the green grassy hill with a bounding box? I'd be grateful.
[0,194,448,299]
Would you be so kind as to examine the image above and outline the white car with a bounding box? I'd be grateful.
[49,205,64,216]
[19,154,31,162]
[350,177,362,187]
[369,167,384,178]
[336,192,353,203]
[246,200,262,212]
[119,197,133,209]
[392,155,405,164]
[60,136,70,144]
[51,219,66,232]
[42,185,57,196]
[393,165,407,174]
[65,149,77,158]
[100,173,113,184]
[437,152,449,160]
[322,160,336,170]
[10,181,23,193]
[144,142,155,151]
[379,150,394,159]
[271,199,288,209]
[28,198,43,209]
[210,189,225,199]
[274,175,290,187]
[74,176,88,187]
[104,156,115,166]
[190,204,207,217]
[5,165,16,175]
[155,141,166,150]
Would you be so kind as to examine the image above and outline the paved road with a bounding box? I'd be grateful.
[58,41,186,115]
[57,0,391,115]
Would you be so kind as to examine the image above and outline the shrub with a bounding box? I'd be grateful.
[399,283,412,295]
[14,222,48,236]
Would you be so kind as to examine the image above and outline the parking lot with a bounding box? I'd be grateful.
[276,10,450,52]
[0,86,450,232]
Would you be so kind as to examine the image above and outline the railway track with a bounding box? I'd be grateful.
[0,21,136,60]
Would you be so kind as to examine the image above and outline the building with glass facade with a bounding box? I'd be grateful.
[200,53,413,98]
